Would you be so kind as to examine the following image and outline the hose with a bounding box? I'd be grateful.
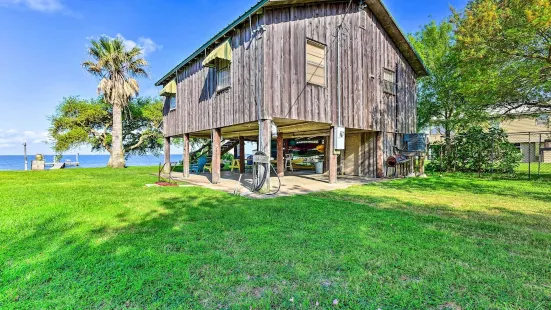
[251,151,281,195]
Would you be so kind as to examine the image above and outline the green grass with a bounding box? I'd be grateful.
[1,167,550,309]
[516,163,551,178]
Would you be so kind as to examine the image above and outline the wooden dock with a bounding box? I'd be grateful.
[45,161,80,169]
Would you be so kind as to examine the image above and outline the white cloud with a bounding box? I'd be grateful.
[0,0,63,12]
[0,129,49,147]
[115,34,162,57]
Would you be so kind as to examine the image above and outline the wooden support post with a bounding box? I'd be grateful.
[328,127,337,184]
[277,132,284,177]
[259,119,272,191]
[163,136,171,173]
[239,136,245,173]
[211,128,221,184]
[376,131,384,178]
[183,133,190,178]
[324,136,330,174]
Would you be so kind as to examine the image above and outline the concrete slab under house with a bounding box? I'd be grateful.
[156,0,428,194]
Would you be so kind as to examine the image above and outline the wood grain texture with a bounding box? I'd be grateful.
[163,14,264,137]
[161,1,419,179]
[183,134,190,178]
[211,128,221,184]
[262,2,417,133]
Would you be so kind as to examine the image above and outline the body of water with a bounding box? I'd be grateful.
[0,155,184,171]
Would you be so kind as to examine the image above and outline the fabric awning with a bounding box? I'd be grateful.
[202,40,232,68]
[160,79,177,96]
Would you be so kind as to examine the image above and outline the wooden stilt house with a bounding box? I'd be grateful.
[156,0,428,184]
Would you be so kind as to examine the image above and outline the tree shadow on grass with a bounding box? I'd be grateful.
[2,185,551,309]
[373,176,551,203]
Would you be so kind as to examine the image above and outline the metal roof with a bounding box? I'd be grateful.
[155,0,268,86]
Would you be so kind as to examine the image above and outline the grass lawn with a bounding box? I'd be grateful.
[516,163,551,179]
[1,167,550,309]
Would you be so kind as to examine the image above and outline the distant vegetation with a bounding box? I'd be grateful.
[49,96,164,158]
[413,0,551,137]
[412,0,550,171]
[82,36,149,168]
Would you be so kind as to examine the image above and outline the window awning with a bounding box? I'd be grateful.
[202,40,232,68]
[159,79,177,96]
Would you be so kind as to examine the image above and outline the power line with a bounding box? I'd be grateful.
[284,0,354,118]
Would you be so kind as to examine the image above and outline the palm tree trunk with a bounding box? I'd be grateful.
[108,104,126,168]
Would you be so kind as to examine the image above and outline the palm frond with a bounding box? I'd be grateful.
[83,35,149,108]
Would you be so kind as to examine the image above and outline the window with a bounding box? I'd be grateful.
[216,59,231,91]
[536,114,549,127]
[169,96,176,111]
[306,39,326,87]
[383,68,397,95]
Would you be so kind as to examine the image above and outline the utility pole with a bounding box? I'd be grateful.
[23,142,28,171]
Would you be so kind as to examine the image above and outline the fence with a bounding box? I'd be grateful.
[507,132,551,179]
[428,131,551,179]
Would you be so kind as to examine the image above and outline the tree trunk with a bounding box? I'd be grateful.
[108,104,126,168]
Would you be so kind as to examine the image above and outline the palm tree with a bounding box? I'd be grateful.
[83,36,148,168]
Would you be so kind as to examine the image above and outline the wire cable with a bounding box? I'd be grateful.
[251,151,282,195]
[284,0,354,118]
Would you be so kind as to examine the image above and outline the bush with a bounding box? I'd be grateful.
[427,126,522,174]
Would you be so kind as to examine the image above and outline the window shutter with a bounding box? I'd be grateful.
[383,68,397,95]
[306,40,326,87]
[216,59,231,90]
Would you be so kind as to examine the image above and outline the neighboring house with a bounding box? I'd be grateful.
[426,126,445,144]
[156,0,428,183]
[426,114,551,163]
[498,114,551,163]
[498,114,550,133]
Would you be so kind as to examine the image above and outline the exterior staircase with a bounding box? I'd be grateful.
[190,139,240,164]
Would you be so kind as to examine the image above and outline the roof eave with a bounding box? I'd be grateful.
[365,0,429,77]
[155,0,269,86]
[156,0,429,86]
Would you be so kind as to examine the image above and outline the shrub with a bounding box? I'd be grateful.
[427,126,522,174]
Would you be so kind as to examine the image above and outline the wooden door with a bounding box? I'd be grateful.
[344,133,361,176]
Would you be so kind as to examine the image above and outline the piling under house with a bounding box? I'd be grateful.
[156,0,428,184]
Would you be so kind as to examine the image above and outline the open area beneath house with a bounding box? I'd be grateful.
[165,170,380,197]
[1,167,550,308]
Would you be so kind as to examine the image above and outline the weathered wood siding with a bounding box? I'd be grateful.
[263,2,417,133]
[163,14,265,137]
[164,1,418,138]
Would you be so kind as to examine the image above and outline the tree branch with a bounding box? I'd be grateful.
[500,48,548,62]
[127,133,155,151]
[91,129,111,153]
[501,101,551,115]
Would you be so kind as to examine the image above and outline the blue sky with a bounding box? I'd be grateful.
[0,0,467,155]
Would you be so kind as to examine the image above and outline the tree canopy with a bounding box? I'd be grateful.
[453,0,551,114]
[49,97,164,157]
[83,36,148,168]
[409,20,484,138]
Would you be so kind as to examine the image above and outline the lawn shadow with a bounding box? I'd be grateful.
[3,177,551,309]
[373,176,551,203]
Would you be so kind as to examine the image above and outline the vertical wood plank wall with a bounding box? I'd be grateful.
[162,1,420,178]
[263,2,417,133]
[163,14,265,137]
